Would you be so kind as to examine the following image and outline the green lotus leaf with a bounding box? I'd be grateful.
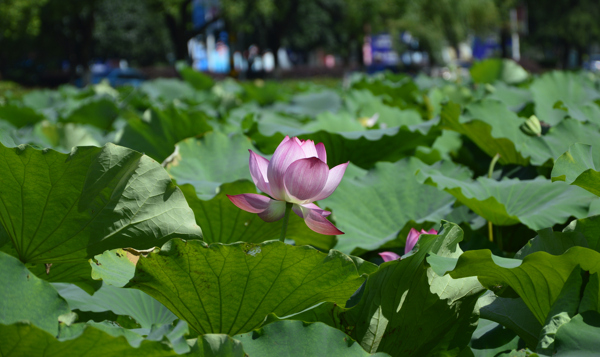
[487,82,532,111]
[470,59,528,85]
[178,65,214,90]
[60,96,119,131]
[476,292,541,348]
[90,248,138,287]
[54,282,176,330]
[118,105,213,162]
[28,260,102,295]
[418,166,594,230]
[235,320,390,356]
[270,89,341,116]
[0,251,70,336]
[469,319,524,357]
[280,221,484,356]
[0,103,46,127]
[180,180,335,249]
[449,247,600,325]
[125,239,377,335]
[563,214,600,252]
[554,311,600,356]
[440,100,531,166]
[246,115,438,169]
[193,334,246,357]
[140,78,200,103]
[0,322,177,356]
[165,131,255,200]
[530,71,600,126]
[322,158,468,254]
[552,143,600,197]
[0,142,201,263]
[344,89,423,127]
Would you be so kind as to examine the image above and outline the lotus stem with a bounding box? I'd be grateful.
[279,202,293,242]
[488,153,501,243]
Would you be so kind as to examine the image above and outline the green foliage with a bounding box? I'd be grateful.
[0,142,201,263]
[126,239,376,335]
[2,68,600,355]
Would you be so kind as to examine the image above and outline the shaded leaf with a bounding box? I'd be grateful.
[552,143,600,197]
[235,320,390,356]
[126,239,376,335]
[0,251,70,336]
[0,322,177,356]
[0,142,201,263]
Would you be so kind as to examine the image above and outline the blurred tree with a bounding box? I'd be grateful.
[94,0,173,66]
[0,0,48,79]
[394,0,500,63]
[525,0,600,67]
[147,0,193,61]
[37,0,98,81]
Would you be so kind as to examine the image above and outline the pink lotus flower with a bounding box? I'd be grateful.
[227,136,348,235]
[378,228,438,262]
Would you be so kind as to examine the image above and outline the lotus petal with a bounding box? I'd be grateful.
[312,162,349,202]
[293,204,343,235]
[284,157,329,202]
[257,200,287,222]
[249,150,271,195]
[379,251,401,262]
[227,193,271,213]
[315,142,327,163]
[405,228,421,254]
[267,137,305,200]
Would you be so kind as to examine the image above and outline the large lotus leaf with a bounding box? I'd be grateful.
[449,247,600,325]
[476,293,541,348]
[470,59,503,84]
[469,319,523,357]
[0,103,45,127]
[0,251,70,336]
[60,96,119,130]
[552,143,600,197]
[350,76,423,113]
[563,215,600,252]
[193,335,246,357]
[487,82,532,112]
[530,71,600,125]
[117,105,213,162]
[305,110,366,132]
[125,239,377,335]
[515,227,589,259]
[440,100,531,165]
[536,266,587,355]
[91,248,138,287]
[180,181,336,249]
[281,221,484,356]
[417,166,594,230]
[234,320,390,356]
[165,131,254,200]
[522,119,600,167]
[54,282,177,330]
[344,89,423,127]
[40,122,117,152]
[0,322,177,356]
[246,118,439,169]
[27,260,102,295]
[470,59,528,85]
[321,158,468,254]
[270,90,341,116]
[140,78,199,103]
[0,142,202,263]
[178,65,214,90]
[554,311,600,356]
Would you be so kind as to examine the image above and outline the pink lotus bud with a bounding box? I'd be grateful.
[405,228,438,254]
[227,136,348,235]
